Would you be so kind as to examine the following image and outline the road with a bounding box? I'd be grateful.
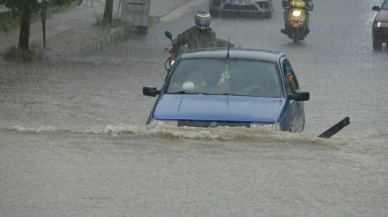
[1,0,388,216]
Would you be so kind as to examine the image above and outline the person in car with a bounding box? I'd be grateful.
[285,67,293,84]
[166,10,217,54]
[281,0,314,34]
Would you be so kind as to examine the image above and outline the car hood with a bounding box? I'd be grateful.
[376,9,388,22]
[153,94,286,123]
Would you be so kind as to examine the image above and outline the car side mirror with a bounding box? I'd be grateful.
[288,91,310,101]
[143,86,160,97]
[165,31,173,42]
[372,6,380,11]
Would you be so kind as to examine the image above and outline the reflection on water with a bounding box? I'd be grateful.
[2,123,388,217]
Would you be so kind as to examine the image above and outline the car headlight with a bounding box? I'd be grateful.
[375,22,388,28]
[292,10,302,17]
[149,119,178,127]
[250,122,281,131]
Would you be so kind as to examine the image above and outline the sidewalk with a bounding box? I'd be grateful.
[0,0,195,60]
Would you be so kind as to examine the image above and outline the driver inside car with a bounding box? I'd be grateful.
[168,66,225,93]
[285,67,293,84]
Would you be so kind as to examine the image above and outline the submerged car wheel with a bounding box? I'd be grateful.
[373,39,382,51]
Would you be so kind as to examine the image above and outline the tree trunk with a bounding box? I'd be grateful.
[102,0,114,25]
[18,8,32,52]
[42,0,47,48]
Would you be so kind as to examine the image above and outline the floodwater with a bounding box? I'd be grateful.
[1,0,388,216]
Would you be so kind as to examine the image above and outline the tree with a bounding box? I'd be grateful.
[0,0,71,54]
[102,0,114,25]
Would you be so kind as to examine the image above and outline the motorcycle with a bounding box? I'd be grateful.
[282,0,312,43]
[164,31,187,73]
[163,31,235,73]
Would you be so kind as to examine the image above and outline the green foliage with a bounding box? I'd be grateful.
[0,0,39,12]
[0,15,20,33]
[4,43,42,61]
[55,0,73,6]
[0,0,71,12]
[46,2,74,15]
[0,2,76,35]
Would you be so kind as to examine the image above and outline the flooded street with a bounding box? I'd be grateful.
[1,0,388,216]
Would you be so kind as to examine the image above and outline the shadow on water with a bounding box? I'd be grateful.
[284,41,308,48]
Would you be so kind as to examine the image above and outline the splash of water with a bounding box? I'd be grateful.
[5,124,344,146]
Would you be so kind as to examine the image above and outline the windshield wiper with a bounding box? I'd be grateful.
[168,90,204,94]
[219,92,243,96]
[168,91,250,96]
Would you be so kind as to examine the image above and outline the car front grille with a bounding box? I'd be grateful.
[178,120,250,128]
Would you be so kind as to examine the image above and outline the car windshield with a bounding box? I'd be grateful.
[166,58,284,98]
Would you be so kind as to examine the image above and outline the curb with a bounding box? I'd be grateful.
[65,25,135,58]
[63,19,157,59]
[64,0,196,58]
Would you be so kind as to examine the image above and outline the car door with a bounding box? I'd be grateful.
[282,59,305,132]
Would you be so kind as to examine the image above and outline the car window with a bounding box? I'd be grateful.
[291,72,300,91]
[282,59,300,94]
[166,58,284,98]
[383,0,388,9]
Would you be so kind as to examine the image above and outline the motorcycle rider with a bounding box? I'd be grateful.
[166,10,217,54]
[280,0,314,34]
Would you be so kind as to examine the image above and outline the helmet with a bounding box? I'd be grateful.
[182,81,195,91]
[195,10,211,30]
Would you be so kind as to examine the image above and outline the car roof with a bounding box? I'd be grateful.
[179,47,286,63]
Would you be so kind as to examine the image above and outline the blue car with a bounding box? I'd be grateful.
[143,48,309,133]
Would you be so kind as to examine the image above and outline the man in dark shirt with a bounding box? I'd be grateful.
[166,10,217,54]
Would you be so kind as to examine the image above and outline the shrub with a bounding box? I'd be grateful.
[4,43,42,61]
